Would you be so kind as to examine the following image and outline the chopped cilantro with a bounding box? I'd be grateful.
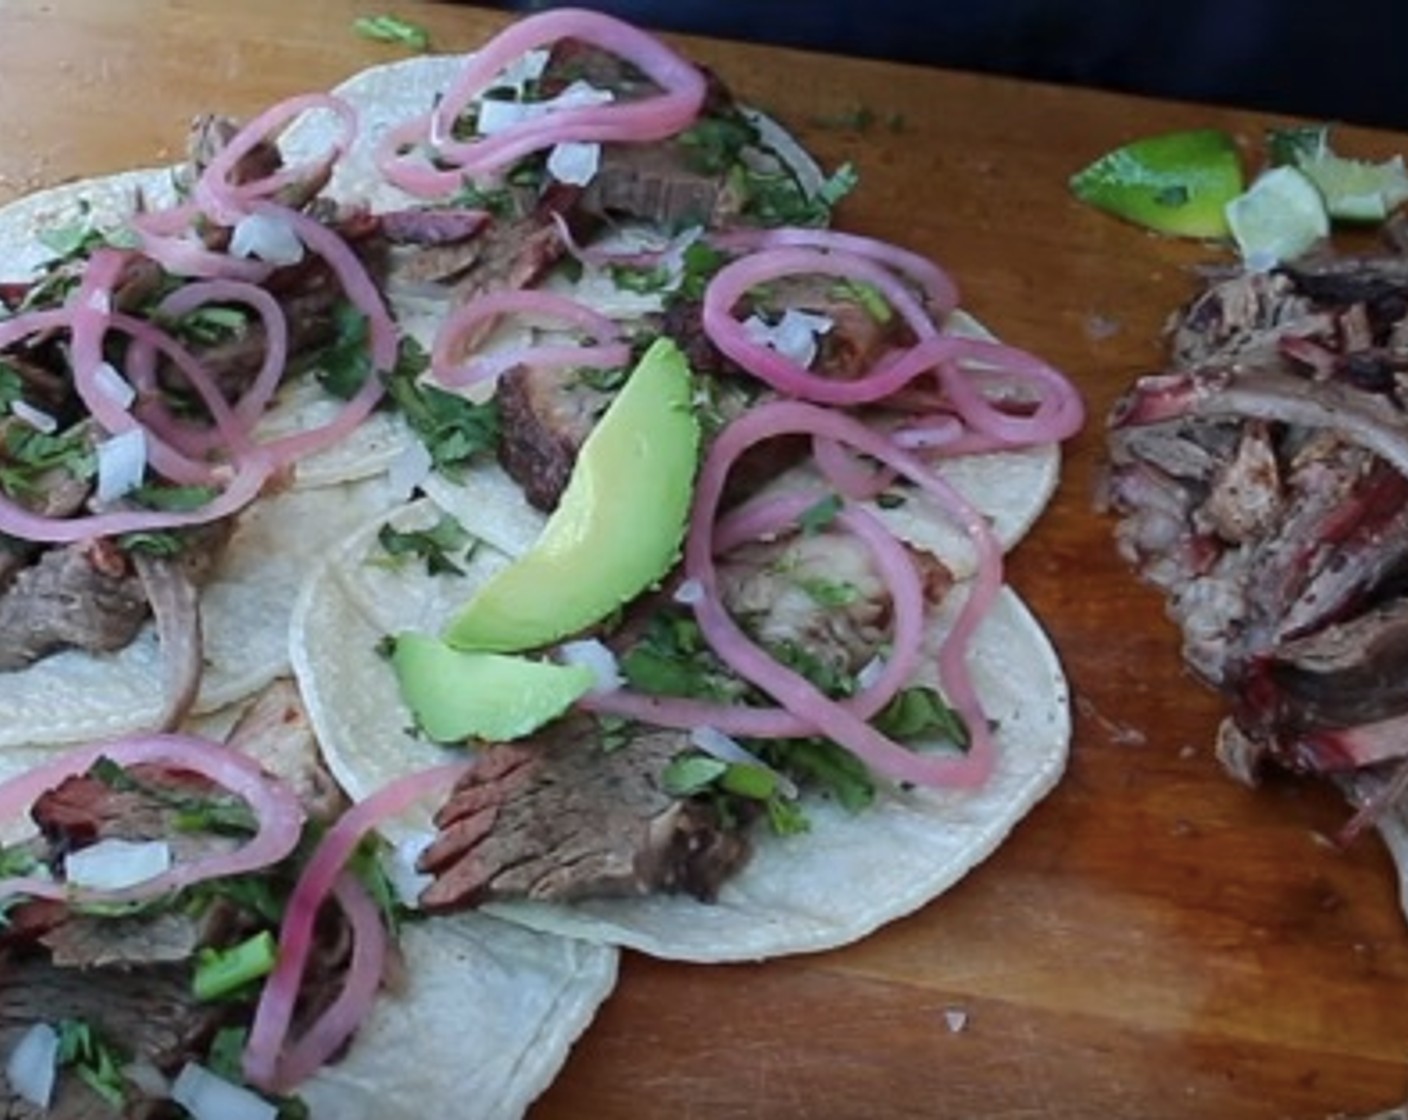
[353,13,430,51]
[873,686,969,747]
[347,835,407,934]
[875,490,907,509]
[673,241,730,302]
[193,930,278,1001]
[0,361,23,410]
[0,423,95,500]
[830,278,892,323]
[0,844,38,878]
[662,754,729,796]
[770,737,875,812]
[738,160,859,228]
[797,492,843,534]
[574,365,629,393]
[128,483,219,512]
[309,302,376,400]
[718,761,779,800]
[55,1020,127,1111]
[795,576,860,608]
[89,756,258,835]
[381,339,499,477]
[677,114,759,175]
[618,611,741,701]
[607,262,672,294]
[449,181,519,218]
[765,793,811,836]
[374,514,474,576]
[163,304,248,347]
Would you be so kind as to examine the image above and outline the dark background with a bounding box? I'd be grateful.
[484,0,1408,130]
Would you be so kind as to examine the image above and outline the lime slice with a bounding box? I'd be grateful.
[1070,128,1244,238]
[1297,152,1408,222]
[1224,165,1330,267]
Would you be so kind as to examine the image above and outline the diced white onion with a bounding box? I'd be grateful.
[855,655,885,690]
[557,638,623,695]
[5,1022,58,1109]
[943,1007,969,1033]
[386,831,435,907]
[94,427,148,504]
[230,212,305,267]
[476,80,613,136]
[690,726,798,798]
[499,47,551,94]
[672,577,705,606]
[65,837,172,891]
[743,308,833,369]
[171,1062,278,1120]
[94,360,137,410]
[10,399,58,434]
[386,437,433,500]
[547,140,601,187]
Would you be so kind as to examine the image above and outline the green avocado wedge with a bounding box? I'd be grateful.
[444,336,701,652]
[391,632,595,743]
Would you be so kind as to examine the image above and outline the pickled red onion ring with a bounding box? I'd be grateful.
[194,94,357,227]
[243,761,471,1092]
[131,204,277,283]
[688,401,1002,789]
[702,244,1083,448]
[585,491,928,738]
[0,733,305,906]
[264,874,387,1092]
[378,8,707,194]
[430,288,628,389]
[710,226,961,320]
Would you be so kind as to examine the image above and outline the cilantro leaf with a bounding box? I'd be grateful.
[873,686,970,747]
[375,514,474,576]
[56,1020,127,1111]
[798,493,843,534]
[353,13,430,51]
[381,339,500,477]
[661,754,729,796]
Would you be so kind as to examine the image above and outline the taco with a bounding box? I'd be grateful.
[0,681,616,1119]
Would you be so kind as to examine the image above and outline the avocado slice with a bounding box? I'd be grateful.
[444,336,700,652]
[391,632,595,743]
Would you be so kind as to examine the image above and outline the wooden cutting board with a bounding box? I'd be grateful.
[3,2,1408,1116]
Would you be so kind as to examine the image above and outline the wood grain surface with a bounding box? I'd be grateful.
[3,2,1408,1117]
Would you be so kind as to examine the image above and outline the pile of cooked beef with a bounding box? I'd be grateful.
[1103,228,1408,859]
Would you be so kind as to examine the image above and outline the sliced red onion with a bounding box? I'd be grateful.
[243,762,470,1092]
[689,403,1001,789]
[5,1022,58,1110]
[94,428,149,504]
[193,93,357,228]
[132,204,276,283]
[172,1062,278,1120]
[0,734,304,907]
[430,288,627,389]
[64,838,173,891]
[378,8,706,194]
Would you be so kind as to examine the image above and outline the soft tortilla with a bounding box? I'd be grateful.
[302,915,618,1120]
[0,473,401,750]
[286,55,1061,575]
[290,495,1071,962]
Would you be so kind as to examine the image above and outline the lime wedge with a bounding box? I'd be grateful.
[1297,152,1408,222]
[1224,165,1330,267]
[1070,128,1245,238]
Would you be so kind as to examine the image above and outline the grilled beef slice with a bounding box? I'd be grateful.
[417,528,951,912]
[418,712,749,909]
[1105,251,1408,782]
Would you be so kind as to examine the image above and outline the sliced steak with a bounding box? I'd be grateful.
[418,713,749,909]
[1106,250,1408,797]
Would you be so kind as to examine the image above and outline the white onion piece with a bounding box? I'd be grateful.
[557,638,623,694]
[5,1022,58,1109]
[93,361,137,410]
[65,838,173,891]
[172,1062,278,1120]
[94,427,148,504]
[672,577,705,606]
[742,308,833,369]
[547,140,602,186]
[10,399,57,434]
[476,80,614,136]
[386,438,433,500]
[229,212,305,268]
[387,831,436,907]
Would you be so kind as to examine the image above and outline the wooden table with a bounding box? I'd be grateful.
[4,2,1408,1117]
